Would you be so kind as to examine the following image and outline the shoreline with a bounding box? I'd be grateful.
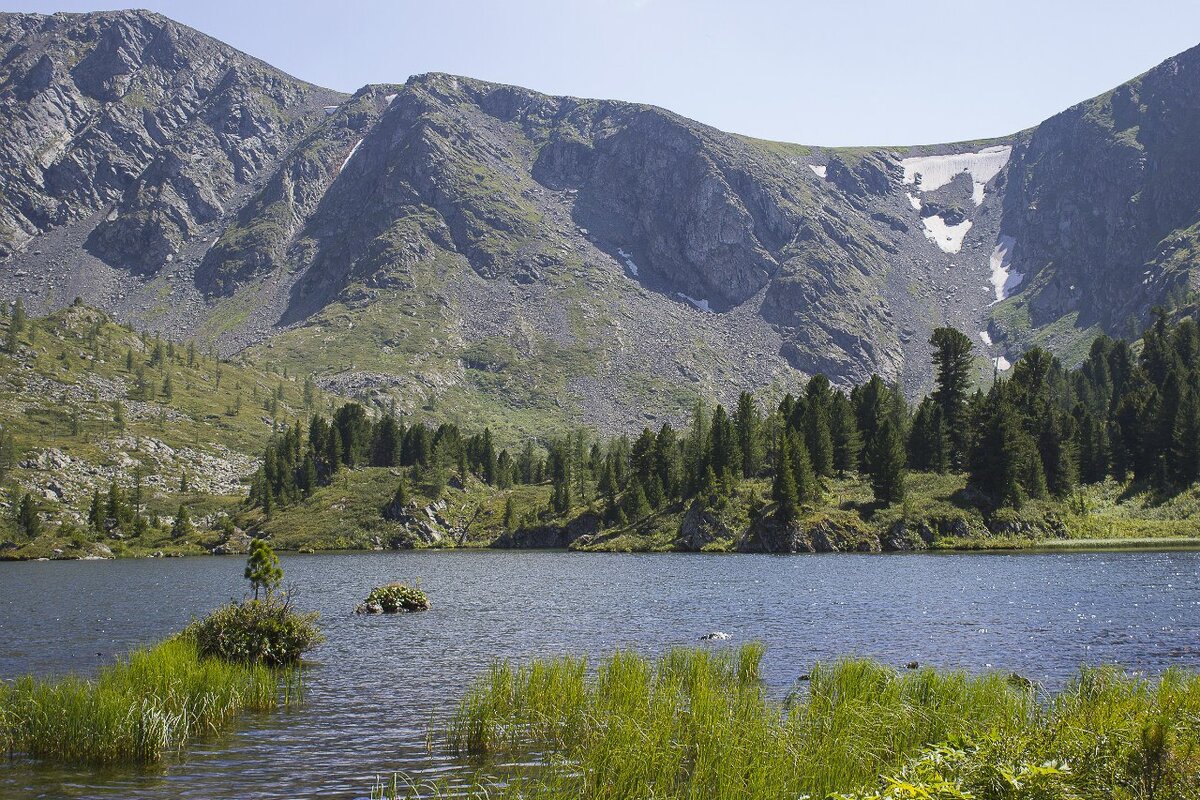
[6,535,1200,562]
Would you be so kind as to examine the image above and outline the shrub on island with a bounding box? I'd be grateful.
[356,582,431,614]
[186,539,323,666]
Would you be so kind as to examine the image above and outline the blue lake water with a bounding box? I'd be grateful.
[2,549,1199,799]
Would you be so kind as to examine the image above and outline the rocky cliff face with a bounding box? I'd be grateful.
[0,11,342,268]
[999,46,1200,346]
[2,10,1199,435]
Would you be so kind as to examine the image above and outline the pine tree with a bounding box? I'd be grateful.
[171,503,194,539]
[707,405,742,479]
[930,327,974,467]
[733,391,764,477]
[244,539,283,600]
[772,434,800,522]
[0,427,15,484]
[1170,384,1200,487]
[867,419,906,505]
[551,469,572,515]
[16,492,40,537]
[805,403,834,477]
[11,298,25,336]
[88,490,104,534]
[1039,412,1079,498]
[503,495,519,533]
[621,477,652,521]
[829,392,862,477]
[481,428,497,484]
[970,388,1044,508]
[1077,410,1110,484]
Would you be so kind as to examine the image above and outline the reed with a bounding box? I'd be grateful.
[404,645,1200,800]
[0,636,298,765]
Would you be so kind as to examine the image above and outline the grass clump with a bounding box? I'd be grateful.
[377,646,1200,800]
[0,637,296,765]
[356,581,431,614]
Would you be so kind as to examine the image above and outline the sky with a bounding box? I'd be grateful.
[10,1,1200,146]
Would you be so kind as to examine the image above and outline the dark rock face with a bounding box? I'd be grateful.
[679,501,733,550]
[737,512,880,553]
[4,11,1200,433]
[0,11,343,273]
[1001,43,1200,338]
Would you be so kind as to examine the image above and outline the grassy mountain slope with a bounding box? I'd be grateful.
[0,303,332,558]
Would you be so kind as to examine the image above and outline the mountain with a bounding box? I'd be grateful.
[2,9,1199,435]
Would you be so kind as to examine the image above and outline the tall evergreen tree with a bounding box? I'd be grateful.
[805,402,834,478]
[733,392,764,477]
[772,434,800,522]
[829,391,862,477]
[867,419,906,505]
[929,327,974,466]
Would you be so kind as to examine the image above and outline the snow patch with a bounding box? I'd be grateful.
[617,248,639,276]
[994,356,1012,372]
[675,292,712,313]
[323,105,339,116]
[808,164,827,178]
[988,235,1023,302]
[339,139,363,172]
[901,145,1011,206]
[905,192,922,211]
[979,330,992,347]
[384,93,397,104]
[920,215,972,254]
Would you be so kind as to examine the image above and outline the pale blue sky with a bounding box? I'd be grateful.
[11,1,1200,146]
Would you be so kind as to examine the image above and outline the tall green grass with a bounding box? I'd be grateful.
[374,646,1200,800]
[0,636,298,764]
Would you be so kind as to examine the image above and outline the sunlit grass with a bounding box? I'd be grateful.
[0,636,299,765]
[374,645,1200,800]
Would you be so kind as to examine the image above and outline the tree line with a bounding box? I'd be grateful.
[250,313,1200,527]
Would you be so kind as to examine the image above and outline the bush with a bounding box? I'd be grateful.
[185,596,323,666]
[357,581,431,614]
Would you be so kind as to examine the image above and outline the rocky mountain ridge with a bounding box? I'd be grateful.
[2,10,1198,434]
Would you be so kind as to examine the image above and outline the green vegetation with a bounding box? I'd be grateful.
[186,541,322,665]
[6,301,1200,557]
[249,316,1200,553]
[0,302,334,559]
[185,598,322,666]
[356,581,431,613]
[0,637,295,765]
[373,645,1200,800]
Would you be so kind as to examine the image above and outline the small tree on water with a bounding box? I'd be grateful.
[245,539,283,600]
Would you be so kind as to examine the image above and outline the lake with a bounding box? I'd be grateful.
[2,550,1199,799]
